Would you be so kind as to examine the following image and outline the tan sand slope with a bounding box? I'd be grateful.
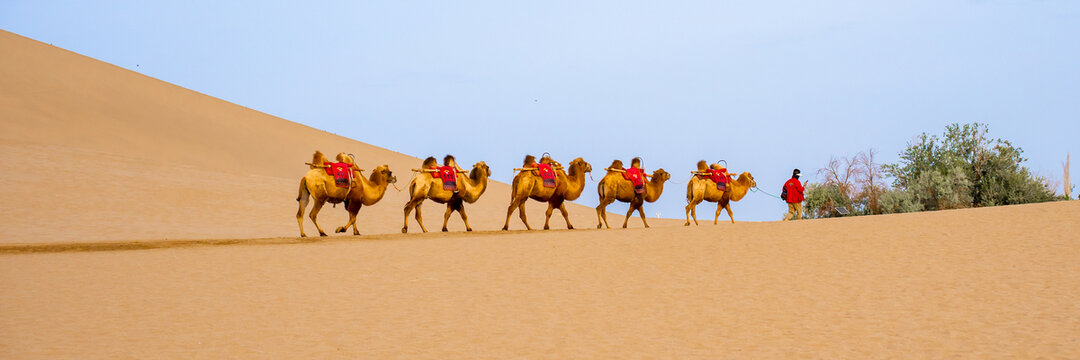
[0,30,633,244]
[1,201,1077,358]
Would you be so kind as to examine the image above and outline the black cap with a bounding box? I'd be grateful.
[793,168,801,177]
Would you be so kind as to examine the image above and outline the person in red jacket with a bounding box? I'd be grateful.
[782,168,806,221]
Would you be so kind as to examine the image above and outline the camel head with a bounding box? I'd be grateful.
[651,168,671,183]
[471,161,491,179]
[569,157,592,173]
[372,165,397,184]
[738,172,756,188]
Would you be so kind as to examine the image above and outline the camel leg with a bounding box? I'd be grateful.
[415,205,428,233]
[336,207,354,233]
[503,197,520,231]
[714,203,723,225]
[558,203,573,230]
[352,204,363,235]
[543,203,555,230]
[621,203,634,228]
[402,200,418,233]
[442,205,453,232]
[725,203,736,224]
[595,204,605,229]
[684,203,693,226]
[596,199,614,229]
[296,192,310,237]
[637,204,650,228]
[308,198,329,237]
[458,206,472,231]
[518,203,531,230]
[337,202,362,235]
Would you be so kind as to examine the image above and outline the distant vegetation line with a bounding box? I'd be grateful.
[801,123,1071,219]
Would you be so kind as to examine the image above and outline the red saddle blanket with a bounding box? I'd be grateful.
[431,166,458,191]
[329,162,354,188]
[708,169,730,190]
[536,163,557,188]
[623,168,646,194]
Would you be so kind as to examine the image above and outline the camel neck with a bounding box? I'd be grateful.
[358,173,390,205]
[458,169,488,203]
[729,175,751,201]
[563,163,587,201]
[644,176,666,202]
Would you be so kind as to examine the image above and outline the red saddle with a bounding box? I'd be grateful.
[536,163,557,188]
[329,162,354,188]
[431,166,458,191]
[704,168,730,191]
[623,167,646,194]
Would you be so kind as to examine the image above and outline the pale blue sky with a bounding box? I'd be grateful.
[3,1,1077,220]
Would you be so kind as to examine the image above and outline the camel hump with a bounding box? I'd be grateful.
[422,156,438,168]
[310,151,329,169]
[443,154,457,166]
[696,160,708,172]
[609,160,624,170]
[710,163,723,170]
[522,155,536,167]
[335,153,354,164]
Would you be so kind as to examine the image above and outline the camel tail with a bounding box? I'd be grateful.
[297,177,309,201]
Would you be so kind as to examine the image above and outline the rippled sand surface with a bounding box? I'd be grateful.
[3,201,1077,358]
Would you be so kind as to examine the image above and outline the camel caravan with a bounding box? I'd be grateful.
[295,151,755,236]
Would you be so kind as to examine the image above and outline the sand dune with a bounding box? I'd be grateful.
[0,30,633,244]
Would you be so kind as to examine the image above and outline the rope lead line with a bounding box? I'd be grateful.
[751,186,784,200]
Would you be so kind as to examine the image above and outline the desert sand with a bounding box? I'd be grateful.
[2,29,1079,358]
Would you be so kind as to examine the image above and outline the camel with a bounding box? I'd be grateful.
[296,151,397,237]
[595,160,671,229]
[685,160,756,225]
[502,155,593,230]
[402,156,492,233]
[333,164,397,235]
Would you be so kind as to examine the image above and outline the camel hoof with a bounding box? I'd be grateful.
[300,233,307,237]
[543,225,550,230]
[597,224,602,229]
[401,228,408,233]
[684,222,690,226]
[501,226,509,231]
[319,233,327,237]
[567,225,574,230]
[441,228,448,232]
[335,227,345,233]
